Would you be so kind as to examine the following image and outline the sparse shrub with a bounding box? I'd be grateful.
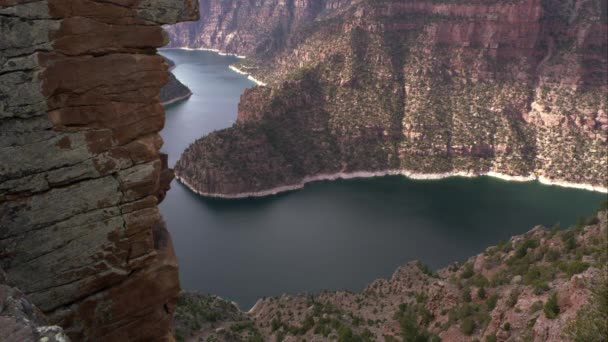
[461,263,475,279]
[337,325,355,342]
[585,216,599,225]
[271,318,282,332]
[478,286,487,299]
[561,231,577,251]
[545,249,560,262]
[507,289,520,308]
[559,260,590,277]
[396,303,436,341]
[485,333,497,342]
[532,280,550,295]
[415,292,427,304]
[461,317,476,335]
[515,239,539,259]
[416,261,438,278]
[471,274,489,287]
[544,292,560,319]
[486,294,498,311]
[564,275,608,341]
[462,287,472,302]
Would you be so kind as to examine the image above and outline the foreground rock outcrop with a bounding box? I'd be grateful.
[0,268,69,342]
[167,0,608,197]
[0,1,198,340]
[175,208,608,341]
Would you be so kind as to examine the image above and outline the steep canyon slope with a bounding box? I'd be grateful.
[161,57,193,106]
[0,0,198,340]
[174,208,608,341]
[166,0,608,197]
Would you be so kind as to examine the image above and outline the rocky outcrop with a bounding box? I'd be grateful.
[161,58,193,106]
[0,268,69,342]
[175,208,608,341]
[0,1,198,340]
[169,0,608,197]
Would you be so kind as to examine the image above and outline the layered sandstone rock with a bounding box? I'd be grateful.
[169,0,608,197]
[165,0,355,56]
[0,0,198,340]
[0,268,69,342]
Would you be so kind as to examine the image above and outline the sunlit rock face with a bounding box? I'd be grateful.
[164,0,355,55]
[0,0,198,340]
[167,0,607,197]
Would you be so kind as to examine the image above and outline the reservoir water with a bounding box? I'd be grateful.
[159,49,606,310]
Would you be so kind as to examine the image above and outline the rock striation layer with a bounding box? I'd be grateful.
[167,0,608,197]
[165,0,355,56]
[0,0,198,340]
[175,208,608,342]
[0,268,69,342]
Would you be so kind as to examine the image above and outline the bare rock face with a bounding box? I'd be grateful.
[164,0,355,55]
[0,268,69,342]
[168,0,608,197]
[0,0,198,340]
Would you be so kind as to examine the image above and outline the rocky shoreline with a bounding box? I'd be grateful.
[161,47,246,59]
[161,57,193,106]
[175,169,608,200]
[229,65,267,86]
[173,208,608,341]
[161,47,267,86]
[162,91,193,106]
[168,0,608,201]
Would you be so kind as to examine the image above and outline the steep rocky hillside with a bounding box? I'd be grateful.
[168,0,608,197]
[0,0,197,340]
[165,0,355,56]
[175,207,608,341]
[162,58,193,106]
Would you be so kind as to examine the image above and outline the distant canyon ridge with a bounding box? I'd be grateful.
[165,0,608,197]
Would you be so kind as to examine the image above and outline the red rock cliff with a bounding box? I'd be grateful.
[164,0,355,55]
[170,0,608,197]
[0,0,198,340]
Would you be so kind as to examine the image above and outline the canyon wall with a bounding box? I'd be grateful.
[165,0,355,56]
[0,0,198,340]
[161,58,193,106]
[167,0,608,197]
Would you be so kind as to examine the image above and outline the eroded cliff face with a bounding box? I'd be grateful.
[165,0,355,56]
[169,0,608,197]
[0,0,198,340]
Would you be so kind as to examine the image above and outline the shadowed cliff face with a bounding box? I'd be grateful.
[168,0,608,197]
[0,0,198,340]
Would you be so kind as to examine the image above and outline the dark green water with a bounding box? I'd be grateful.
[159,49,606,310]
